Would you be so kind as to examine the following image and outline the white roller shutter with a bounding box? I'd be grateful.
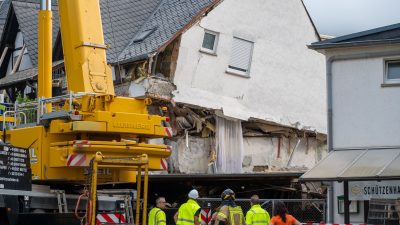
[228,37,254,73]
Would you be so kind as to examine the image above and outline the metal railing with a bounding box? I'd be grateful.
[1,92,94,130]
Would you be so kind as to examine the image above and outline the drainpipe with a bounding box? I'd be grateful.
[38,0,52,112]
[324,49,400,223]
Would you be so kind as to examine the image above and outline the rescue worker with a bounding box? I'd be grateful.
[174,189,201,225]
[148,197,170,225]
[214,189,245,225]
[245,195,270,225]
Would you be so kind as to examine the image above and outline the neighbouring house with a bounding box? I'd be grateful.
[0,0,61,101]
[302,23,400,224]
[0,0,327,199]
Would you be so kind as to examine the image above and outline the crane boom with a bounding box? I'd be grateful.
[1,0,171,224]
[38,0,52,111]
[58,0,115,95]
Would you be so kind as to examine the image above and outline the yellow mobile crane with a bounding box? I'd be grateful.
[0,0,171,224]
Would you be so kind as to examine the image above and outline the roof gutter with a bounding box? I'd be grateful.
[309,38,400,50]
[110,53,150,66]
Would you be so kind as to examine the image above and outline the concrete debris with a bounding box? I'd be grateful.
[114,82,130,97]
[172,106,215,137]
[175,116,192,129]
[129,76,176,100]
[124,73,327,174]
[145,76,176,97]
[252,165,269,172]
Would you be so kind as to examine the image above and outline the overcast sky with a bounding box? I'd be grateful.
[303,0,400,37]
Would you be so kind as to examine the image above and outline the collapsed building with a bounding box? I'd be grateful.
[0,0,327,199]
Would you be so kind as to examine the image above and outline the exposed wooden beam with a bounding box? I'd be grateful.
[0,46,9,68]
[11,44,26,74]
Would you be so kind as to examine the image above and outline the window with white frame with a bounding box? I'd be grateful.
[227,37,254,76]
[201,30,218,54]
[385,60,400,84]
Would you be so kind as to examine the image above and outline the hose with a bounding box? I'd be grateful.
[75,187,89,223]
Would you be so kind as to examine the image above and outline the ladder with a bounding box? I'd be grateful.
[125,195,135,225]
[51,190,68,213]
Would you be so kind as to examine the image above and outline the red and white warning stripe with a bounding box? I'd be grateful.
[200,208,212,225]
[160,158,168,170]
[165,127,173,137]
[306,223,377,225]
[96,213,126,224]
[67,154,87,167]
[73,140,91,148]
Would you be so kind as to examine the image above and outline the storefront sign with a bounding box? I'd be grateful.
[349,180,400,200]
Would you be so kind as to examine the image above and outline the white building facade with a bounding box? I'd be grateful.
[170,0,327,174]
[174,0,326,133]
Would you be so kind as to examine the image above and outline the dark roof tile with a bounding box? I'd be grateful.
[3,0,217,66]
[0,0,11,39]
[101,0,162,62]
[116,0,216,64]
[12,0,59,65]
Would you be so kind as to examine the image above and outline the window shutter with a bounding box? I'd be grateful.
[228,38,253,73]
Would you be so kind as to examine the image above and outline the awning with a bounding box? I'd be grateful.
[300,148,400,181]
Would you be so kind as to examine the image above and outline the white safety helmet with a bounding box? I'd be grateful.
[188,189,199,199]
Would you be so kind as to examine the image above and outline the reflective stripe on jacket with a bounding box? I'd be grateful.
[148,207,167,225]
[228,206,245,225]
[245,205,270,225]
[177,199,201,225]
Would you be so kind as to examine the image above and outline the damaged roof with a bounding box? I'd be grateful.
[309,22,400,49]
[0,0,218,64]
[2,0,159,65]
[0,0,218,84]
[116,0,219,64]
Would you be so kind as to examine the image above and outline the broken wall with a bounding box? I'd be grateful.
[169,134,327,174]
[242,136,327,173]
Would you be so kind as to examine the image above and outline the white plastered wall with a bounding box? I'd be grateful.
[326,46,400,149]
[173,0,326,133]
